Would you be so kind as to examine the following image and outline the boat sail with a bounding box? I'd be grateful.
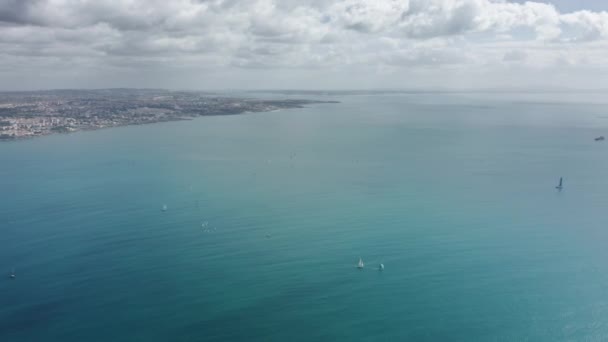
[556,177,563,190]
[357,257,364,269]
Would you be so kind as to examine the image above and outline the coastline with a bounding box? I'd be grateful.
[0,116,195,143]
[0,89,338,142]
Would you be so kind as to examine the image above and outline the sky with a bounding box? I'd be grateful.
[1,0,608,91]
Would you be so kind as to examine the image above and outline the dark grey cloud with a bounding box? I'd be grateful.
[0,0,40,25]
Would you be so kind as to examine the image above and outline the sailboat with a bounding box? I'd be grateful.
[556,177,563,190]
[161,204,168,212]
[9,269,15,279]
[357,257,364,269]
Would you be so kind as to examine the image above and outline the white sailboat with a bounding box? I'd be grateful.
[357,257,364,269]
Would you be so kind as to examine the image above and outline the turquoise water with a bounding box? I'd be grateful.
[2,92,608,341]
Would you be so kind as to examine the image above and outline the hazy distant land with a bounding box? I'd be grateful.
[0,89,337,141]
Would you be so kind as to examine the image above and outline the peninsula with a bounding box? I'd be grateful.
[0,89,337,141]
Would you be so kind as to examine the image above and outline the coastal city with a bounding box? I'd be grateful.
[0,89,332,140]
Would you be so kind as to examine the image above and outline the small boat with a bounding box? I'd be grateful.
[357,257,364,269]
[379,263,384,271]
[595,136,605,141]
[9,269,15,279]
[556,177,563,190]
[161,204,168,212]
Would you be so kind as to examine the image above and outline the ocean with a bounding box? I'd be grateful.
[2,92,608,341]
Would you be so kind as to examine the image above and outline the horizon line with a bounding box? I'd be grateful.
[3,87,608,94]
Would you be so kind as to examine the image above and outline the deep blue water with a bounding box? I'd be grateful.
[2,92,608,341]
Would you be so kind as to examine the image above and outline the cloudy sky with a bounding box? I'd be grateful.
[1,0,608,90]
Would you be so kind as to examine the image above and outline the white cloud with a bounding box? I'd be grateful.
[328,0,410,34]
[503,49,527,62]
[1,0,608,89]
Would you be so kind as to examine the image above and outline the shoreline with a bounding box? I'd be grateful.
[0,116,196,143]
[0,89,338,142]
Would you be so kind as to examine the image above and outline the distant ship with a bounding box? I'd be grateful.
[595,136,605,141]
[357,257,364,269]
[378,263,385,271]
[556,177,563,190]
[9,269,15,279]
[161,204,167,212]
